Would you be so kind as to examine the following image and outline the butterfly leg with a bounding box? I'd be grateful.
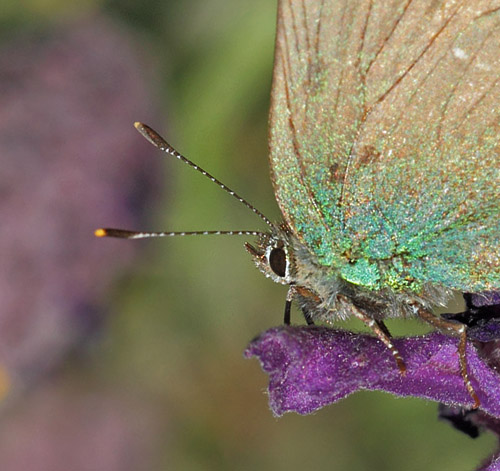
[284,285,316,325]
[301,308,315,325]
[375,319,392,339]
[415,307,480,409]
[284,288,293,325]
[338,296,406,374]
[283,298,292,325]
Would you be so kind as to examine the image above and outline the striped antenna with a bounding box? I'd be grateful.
[95,123,272,241]
[95,228,264,239]
[134,122,273,227]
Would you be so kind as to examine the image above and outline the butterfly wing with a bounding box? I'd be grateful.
[269,0,500,293]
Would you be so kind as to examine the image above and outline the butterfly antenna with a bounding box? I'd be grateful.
[95,228,264,239]
[134,122,273,228]
[95,123,272,241]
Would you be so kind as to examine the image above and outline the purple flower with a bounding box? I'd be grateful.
[0,16,161,390]
[245,326,500,416]
[0,15,164,471]
[245,292,500,470]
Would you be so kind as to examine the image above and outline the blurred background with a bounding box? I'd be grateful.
[0,1,496,470]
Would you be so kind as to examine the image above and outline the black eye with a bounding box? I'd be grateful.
[269,247,287,277]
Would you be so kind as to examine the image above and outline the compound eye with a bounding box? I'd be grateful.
[269,247,287,277]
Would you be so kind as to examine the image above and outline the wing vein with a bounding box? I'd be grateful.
[338,1,375,228]
[436,32,491,146]
[364,0,413,77]
[368,1,462,114]
[281,20,332,236]
[455,77,500,133]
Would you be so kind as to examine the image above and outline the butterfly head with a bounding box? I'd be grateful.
[245,228,345,324]
[245,228,296,286]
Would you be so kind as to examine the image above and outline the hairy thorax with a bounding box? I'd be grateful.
[246,223,452,324]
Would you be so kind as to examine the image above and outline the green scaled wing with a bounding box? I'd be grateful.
[269,0,499,293]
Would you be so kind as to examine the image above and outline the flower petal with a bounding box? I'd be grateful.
[245,326,500,417]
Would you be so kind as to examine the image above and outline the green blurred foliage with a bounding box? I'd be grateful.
[2,1,496,470]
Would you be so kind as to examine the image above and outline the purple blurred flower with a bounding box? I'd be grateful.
[0,15,167,471]
[0,379,162,471]
[246,292,500,470]
[0,16,161,389]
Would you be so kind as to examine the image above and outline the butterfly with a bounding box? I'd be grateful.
[97,0,500,409]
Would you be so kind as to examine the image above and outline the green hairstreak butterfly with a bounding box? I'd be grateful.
[97,0,500,408]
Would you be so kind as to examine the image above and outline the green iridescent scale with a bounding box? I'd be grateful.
[269,0,499,294]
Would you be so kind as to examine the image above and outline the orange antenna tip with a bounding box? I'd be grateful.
[94,228,108,238]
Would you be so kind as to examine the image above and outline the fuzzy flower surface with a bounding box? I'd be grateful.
[245,292,500,470]
[245,326,500,416]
